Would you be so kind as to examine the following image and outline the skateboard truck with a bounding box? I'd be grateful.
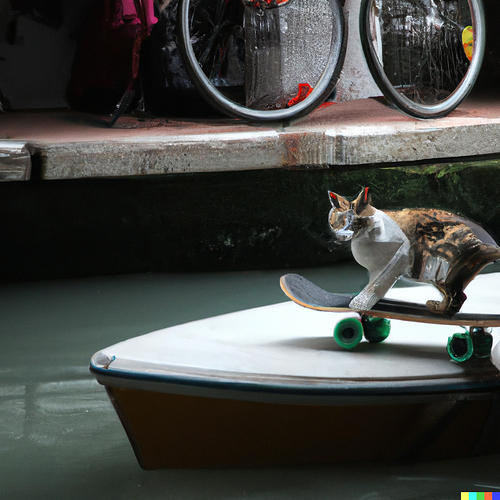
[335,316,493,363]
[280,273,499,363]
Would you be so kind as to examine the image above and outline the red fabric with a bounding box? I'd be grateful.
[318,102,336,109]
[244,0,290,7]
[287,83,313,107]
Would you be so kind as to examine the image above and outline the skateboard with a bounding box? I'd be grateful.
[280,273,500,362]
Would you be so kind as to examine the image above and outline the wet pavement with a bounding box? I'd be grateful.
[4,93,500,180]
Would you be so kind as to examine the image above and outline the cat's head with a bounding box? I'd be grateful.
[328,187,375,241]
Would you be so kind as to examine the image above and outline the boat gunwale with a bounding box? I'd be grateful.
[90,355,500,406]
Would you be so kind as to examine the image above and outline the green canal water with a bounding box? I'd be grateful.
[1,263,500,499]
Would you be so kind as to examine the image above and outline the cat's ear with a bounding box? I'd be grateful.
[354,187,372,215]
[328,191,350,210]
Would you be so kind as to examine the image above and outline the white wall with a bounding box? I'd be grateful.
[0,0,93,109]
[334,0,382,102]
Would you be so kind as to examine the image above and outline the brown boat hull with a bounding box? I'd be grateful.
[105,385,500,469]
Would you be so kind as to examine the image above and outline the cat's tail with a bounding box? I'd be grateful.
[461,244,500,291]
[487,245,500,264]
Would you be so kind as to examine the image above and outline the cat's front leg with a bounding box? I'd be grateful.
[349,277,397,311]
[349,239,410,311]
[349,288,382,311]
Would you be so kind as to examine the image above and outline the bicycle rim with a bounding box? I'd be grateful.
[360,0,485,119]
[177,0,347,121]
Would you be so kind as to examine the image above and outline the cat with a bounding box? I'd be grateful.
[328,187,500,316]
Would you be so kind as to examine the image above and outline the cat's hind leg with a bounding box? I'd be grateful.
[426,285,466,317]
[426,244,500,316]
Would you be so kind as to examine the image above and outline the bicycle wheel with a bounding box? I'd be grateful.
[177,0,347,121]
[360,0,485,119]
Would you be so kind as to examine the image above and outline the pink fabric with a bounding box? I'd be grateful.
[143,0,157,34]
[112,0,157,34]
[121,0,141,24]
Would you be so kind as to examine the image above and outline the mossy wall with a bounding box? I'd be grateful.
[1,161,500,281]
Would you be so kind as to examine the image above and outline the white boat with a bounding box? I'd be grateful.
[90,273,500,469]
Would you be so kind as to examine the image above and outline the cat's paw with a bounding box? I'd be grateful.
[426,298,462,317]
[426,300,443,314]
[350,293,379,311]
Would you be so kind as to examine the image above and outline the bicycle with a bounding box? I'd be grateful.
[360,0,485,119]
[176,0,485,121]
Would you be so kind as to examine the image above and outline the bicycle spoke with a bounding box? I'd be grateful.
[177,0,347,121]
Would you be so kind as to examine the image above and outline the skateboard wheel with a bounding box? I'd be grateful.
[334,317,363,349]
[470,328,493,358]
[447,332,474,363]
[362,316,391,343]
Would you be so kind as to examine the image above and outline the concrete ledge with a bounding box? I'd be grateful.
[0,141,31,181]
[2,95,500,180]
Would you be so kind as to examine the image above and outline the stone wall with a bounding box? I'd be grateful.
[1,160,499,281]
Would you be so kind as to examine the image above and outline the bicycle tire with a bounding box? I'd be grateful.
[177,0,347,121]
[360,0,485,119]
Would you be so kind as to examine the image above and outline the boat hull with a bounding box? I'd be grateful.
[91,276,500,468]
[104,384,500,469]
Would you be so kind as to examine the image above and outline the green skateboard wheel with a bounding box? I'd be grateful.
[447,332,474,362]
[470,328,493,358]
[362,316,391,343]
[334,317,363,349]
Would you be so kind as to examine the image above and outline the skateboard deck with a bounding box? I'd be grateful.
[280,273,500,327]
